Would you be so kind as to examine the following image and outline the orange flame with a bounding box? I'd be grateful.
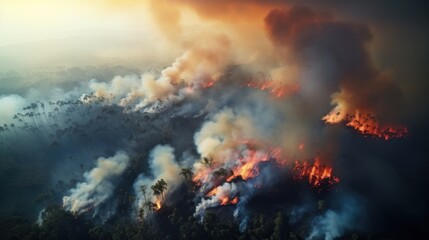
[323,110,408,140]
[219,196,239,205]
[220,196,229,205]
[243,81,299,98]
[206,187,218,197]
[227,150,269,182]
[155,199,162,211]
[294,158,339,187]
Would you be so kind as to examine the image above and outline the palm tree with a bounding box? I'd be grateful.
[138,207,145,221]
[144,201,157,212]
[180,168,193,182]
[140,185,148,202]
[202,156,213,167]
[151,179,167,201]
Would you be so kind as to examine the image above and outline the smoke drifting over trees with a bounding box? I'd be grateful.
[1,1,429,240]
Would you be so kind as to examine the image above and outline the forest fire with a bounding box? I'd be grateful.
[219,196,239,206]
[227,150,268,181]
[192,168,212,184]
[323,109,408,140]
[206,187,218,197]
[294,159,340,187]
[243,81,299,98]
[202,80,216,88]
[155,200,162,211]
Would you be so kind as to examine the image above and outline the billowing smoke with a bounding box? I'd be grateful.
[307,195,364,240]
[85,35,231,112]
[195,182,238,217]
[193,108,260,163]
[1,2,428,239]
[133,145,182,215]
[265,6,407,138]
[62,152,129,217]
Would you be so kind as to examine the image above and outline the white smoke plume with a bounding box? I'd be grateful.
[307,196,363,240]
[133,145,182,213]
[62,151,129,216]
[84,35,231,112]
[194,182,238,217]
[192,108,261,174]
[191,108,285,218]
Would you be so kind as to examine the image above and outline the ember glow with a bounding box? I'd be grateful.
[155,199,162,211]
[243,80,299,98]
[227,150,269,181]
[202,81,216,88]
[220,195,239,206]
[294,159,340,187]
[1,1,424,239]
[323,108,408,140]
[206,187,218,197]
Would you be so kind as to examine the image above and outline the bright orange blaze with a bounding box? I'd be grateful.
[228,150,269,182]
[294,158,339,187]
[220,196,229,205]
[206,187,218,197]
[219,196,239,205]
[323,110,408,140]
[222,146,287,182]
[193,168,211,183]
[155,199,162,211]
[243,81,299,98]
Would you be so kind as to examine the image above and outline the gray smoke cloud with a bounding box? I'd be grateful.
[307,195,364,240]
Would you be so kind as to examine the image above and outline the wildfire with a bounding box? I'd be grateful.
[193,168,211,183]
[243,81,299,98]
[226,147,286,182]
[202,80,215,88]
[220,196,229,205]
[155,199,162,211]
[294,158,339,187]
[186,84,194,94]
[219,196,239,206]
[323,109,408,140]
[206,187,218,197]
[194,140,339,215]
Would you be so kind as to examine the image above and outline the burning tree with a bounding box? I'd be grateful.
[151,178,168,208]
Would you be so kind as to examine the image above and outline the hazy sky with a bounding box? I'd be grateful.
[0,0,158,46]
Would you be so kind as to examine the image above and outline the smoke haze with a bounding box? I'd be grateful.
[1,1,428,239]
